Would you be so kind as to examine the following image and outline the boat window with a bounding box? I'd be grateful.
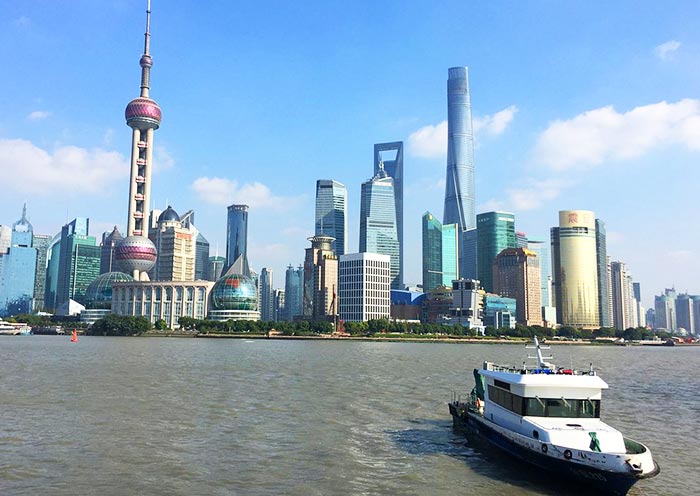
[494,379,511,391]
[523,398,600,418]
[526,398,546,416]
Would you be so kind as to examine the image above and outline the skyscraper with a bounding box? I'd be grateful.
[0,206,38,316]
[32,233,51,312]
[421,212,458,293]
[374,142,403,288]
[284,264,303,321]
[339,252,391,322]
[100,226,123,274]
[551,210,600,329]
[315,180,347,256]
[654,289,676,331]
[359,165,400,289]
[595,219,612,328]
[151,206,196,282]
[260,268,274,321]
[493,247,543,326]
[115,0,159,281]
[226,204,249,271]
[207,255,226,282]
[610,261,631,331]
[443,67,476,280]
[303,235,338,320]
[526,239,552,308]
[55,218,100,307]
[476,211,516,293]
[180,210,210,280]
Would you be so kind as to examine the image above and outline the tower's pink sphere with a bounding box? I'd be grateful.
[115,236,157,274]
[125,97,161,129]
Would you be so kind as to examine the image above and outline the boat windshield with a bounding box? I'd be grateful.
[525,398,600,418]
[487,385,600,418]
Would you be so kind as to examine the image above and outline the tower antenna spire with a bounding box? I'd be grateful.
[139,0,154,97]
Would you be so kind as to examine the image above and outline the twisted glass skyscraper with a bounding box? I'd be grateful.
[443,67,476,279]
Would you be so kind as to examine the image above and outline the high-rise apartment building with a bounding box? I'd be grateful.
[284,264,303,321]
[338,252,391,322]
[551,210,600,329]
[374,142,403,288]
[422,212,458,293]
[595,219,612,328]
[610,261,632,331]
[654,289,676,331]
[443,67,477,280]
[676,293,695,334]
[476,211,516,293]
[315,180,347,256]
[259,268,274,321]
[226,204,249,270]
[303,236,338,320]
[0,225,11,254]
[360,165,400,289]
[493,248,542,326]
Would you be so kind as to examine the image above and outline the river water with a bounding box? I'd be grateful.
[1,337,697,495]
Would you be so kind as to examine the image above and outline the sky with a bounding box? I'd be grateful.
[1,0,700,309]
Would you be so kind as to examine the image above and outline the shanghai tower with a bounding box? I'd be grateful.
[443,67,476,279]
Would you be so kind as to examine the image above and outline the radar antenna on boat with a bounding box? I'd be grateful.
[526,336,553,369]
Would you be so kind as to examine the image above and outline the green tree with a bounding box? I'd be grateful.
[154,319,168,331]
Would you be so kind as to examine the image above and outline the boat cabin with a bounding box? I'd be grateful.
[478,362,627,453]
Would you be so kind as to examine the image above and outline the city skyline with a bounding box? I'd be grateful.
[1,1,699,307]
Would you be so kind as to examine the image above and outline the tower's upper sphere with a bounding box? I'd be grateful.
[140,54,153,68]
[115,235,157,274]
[125,97,161,130]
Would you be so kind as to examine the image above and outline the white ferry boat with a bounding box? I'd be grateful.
[448,337,659,495]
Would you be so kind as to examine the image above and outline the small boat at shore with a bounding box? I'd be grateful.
[448,336,659,495]
[0,320,32,336]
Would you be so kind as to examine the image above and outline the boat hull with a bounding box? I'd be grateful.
[449,402,658,496]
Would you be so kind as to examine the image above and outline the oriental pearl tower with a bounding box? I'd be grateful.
[115,0,160,281]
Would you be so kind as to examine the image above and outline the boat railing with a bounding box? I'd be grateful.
[486,363,595,376]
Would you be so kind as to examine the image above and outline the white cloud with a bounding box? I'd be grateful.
[506,178,571,211]
[654,40,681,60]
[191,176,302,210]
[534,99,700,170]
[407,120,447,158]
[0,139,128,195]
[27,110,50,121]
[478,198,506,212]
[473,105,518,135]
[408,106,517,158]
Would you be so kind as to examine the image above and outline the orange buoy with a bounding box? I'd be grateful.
[71,329,78,342]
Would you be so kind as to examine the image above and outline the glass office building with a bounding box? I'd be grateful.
[443,67,476,279]
[476,211,516,293]
[226,204,248,270]
[422,212,458,293]
[374,142,403,288]
[284,264,303,321]
[315,180,347,256]
[0,207,38,316]
[360,167,400,289]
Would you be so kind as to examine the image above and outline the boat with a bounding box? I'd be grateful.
[0,320,33,336]
[448,336,659,495]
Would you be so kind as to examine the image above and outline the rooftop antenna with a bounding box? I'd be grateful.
[139,0,153,98]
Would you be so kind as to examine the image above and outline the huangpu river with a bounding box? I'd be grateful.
[1,336,697,495]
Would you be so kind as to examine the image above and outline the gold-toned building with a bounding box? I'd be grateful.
[551,210,600,329]
[493,247,542,326]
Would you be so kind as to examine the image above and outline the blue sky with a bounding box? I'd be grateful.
[1,0,699,308]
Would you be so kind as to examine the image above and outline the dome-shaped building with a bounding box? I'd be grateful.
[85,272,135,309]
[158,205,180,224]
[80,272,135,325]
[208,273,260,321]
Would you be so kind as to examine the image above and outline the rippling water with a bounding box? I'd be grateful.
[1,337,696,495]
